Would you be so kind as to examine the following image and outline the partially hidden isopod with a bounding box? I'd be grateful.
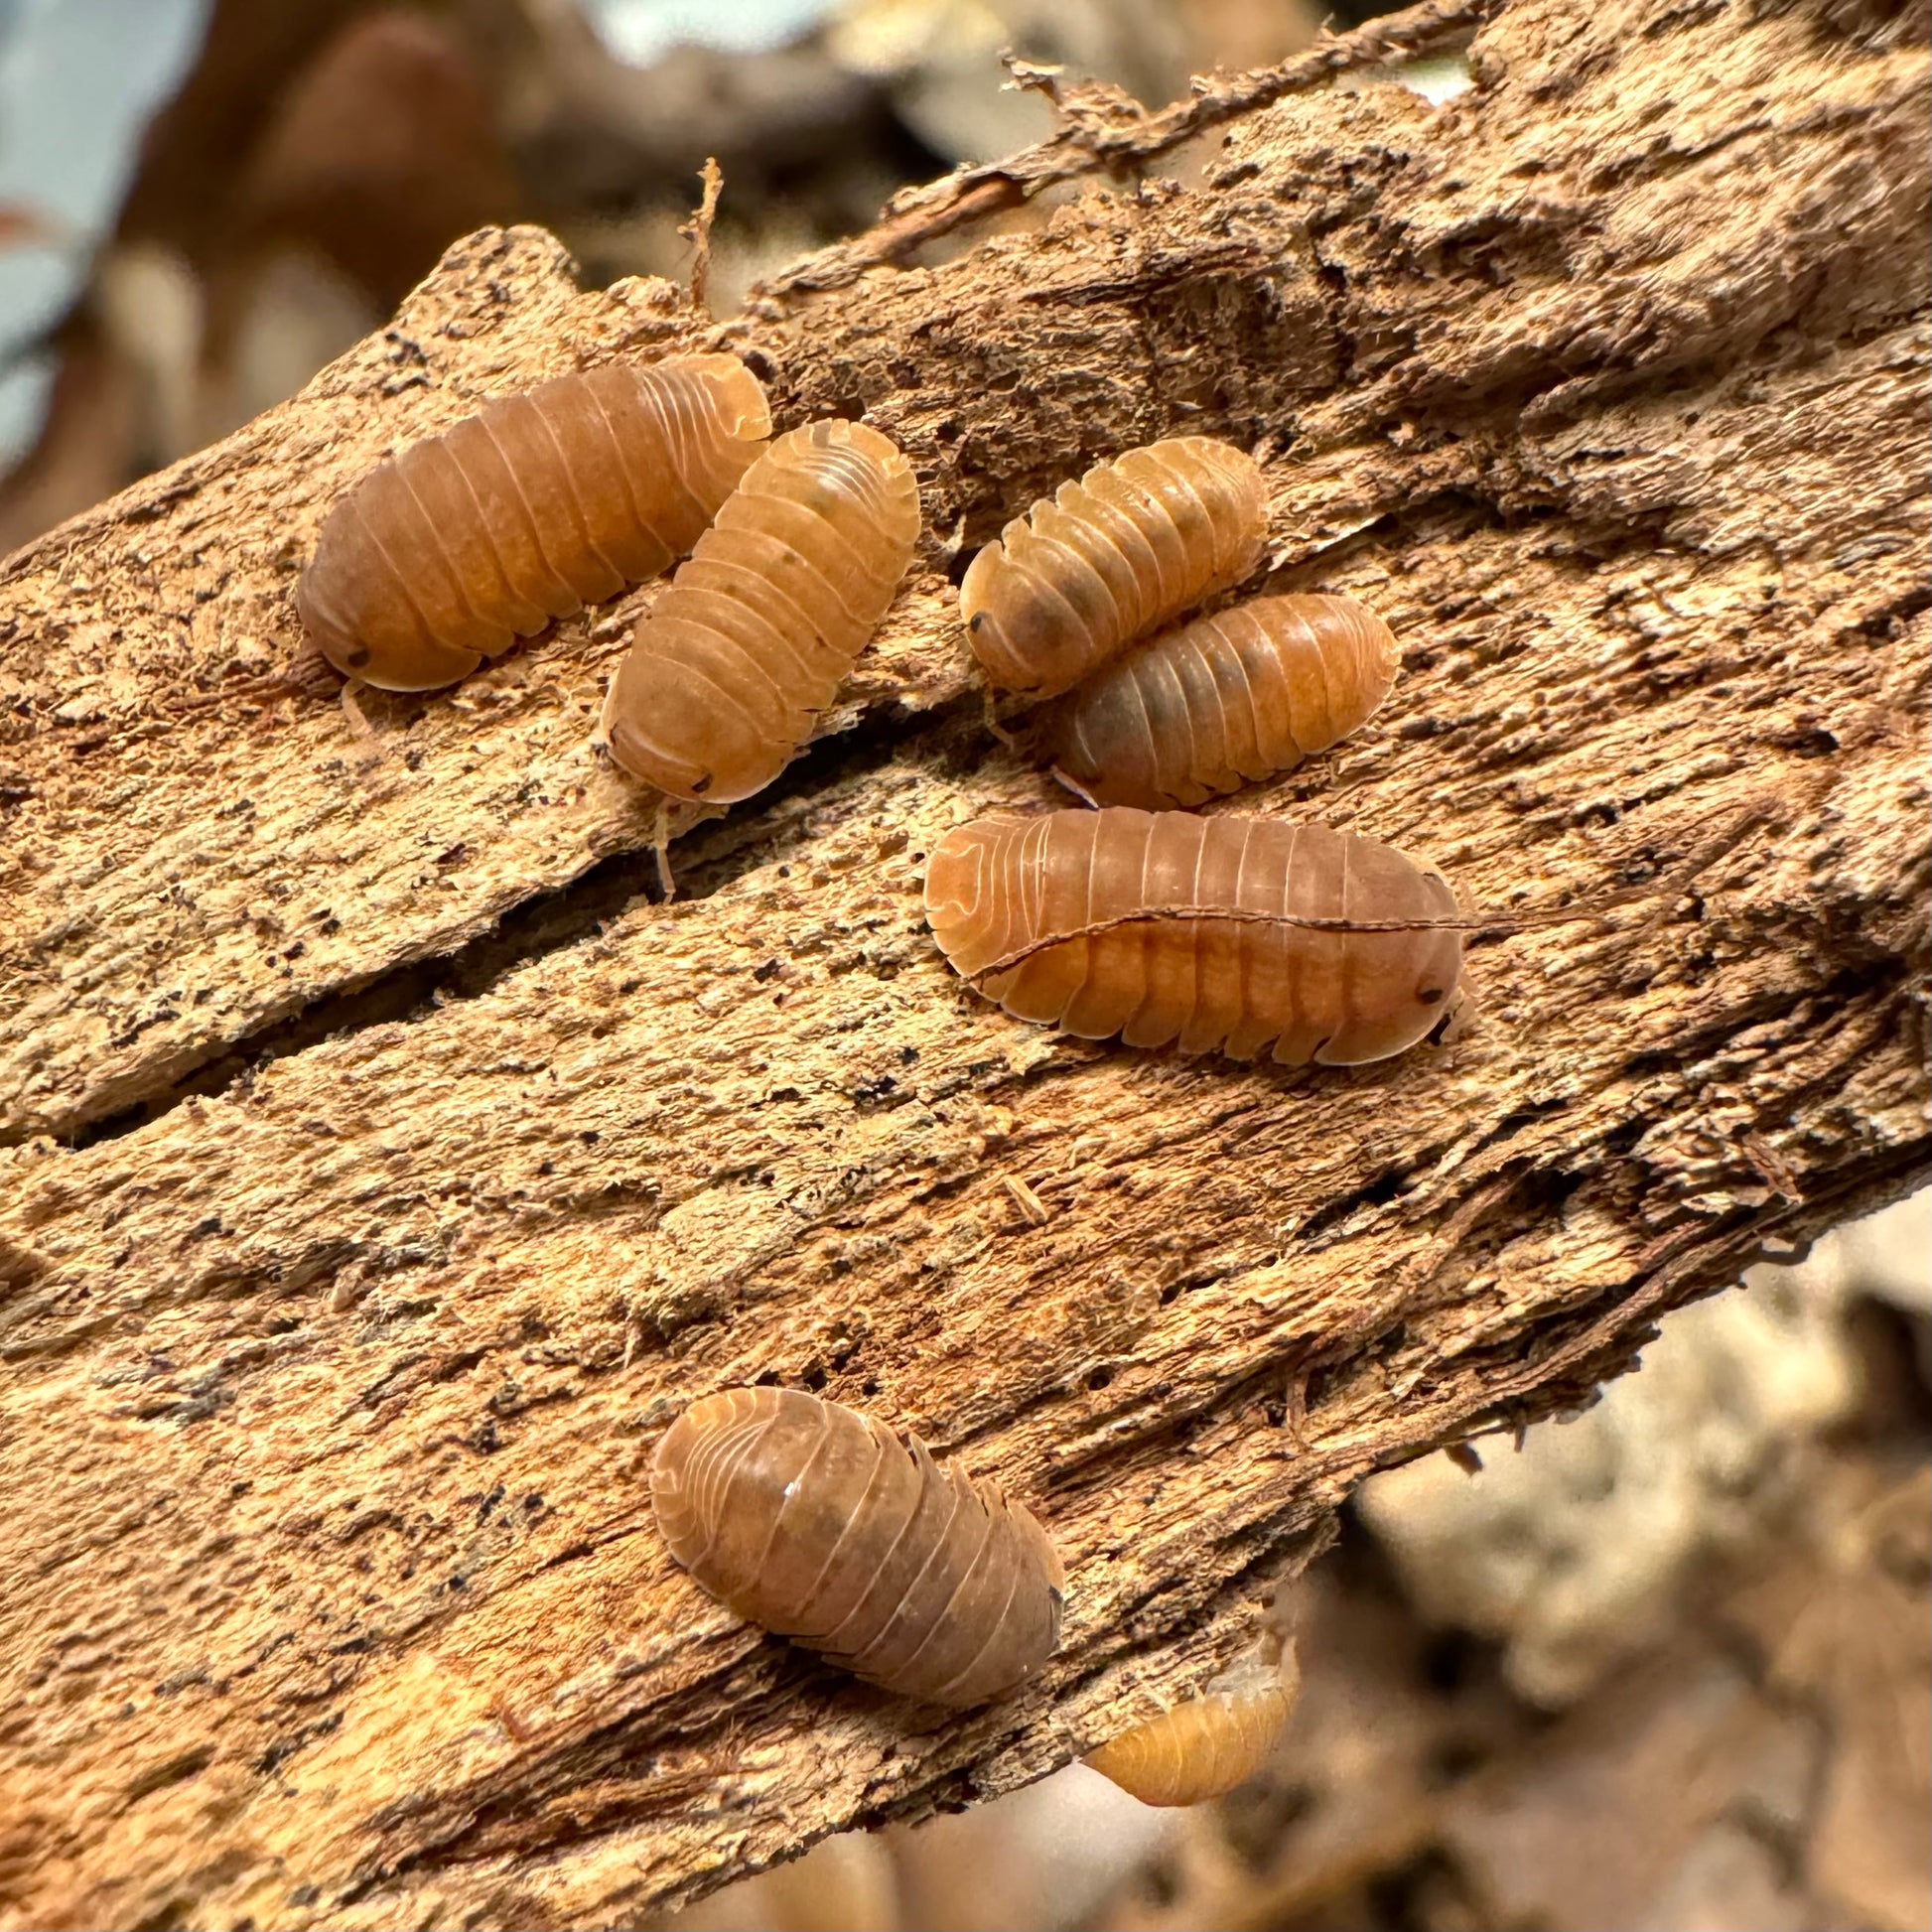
[1034,594,1400,810]
[1085,1640,1300,1807]
[923,808,1462,1066]
[960,437,1268,700]
[650,1386,1063,1707]
[601,418,920,803]
[295,354,771,691]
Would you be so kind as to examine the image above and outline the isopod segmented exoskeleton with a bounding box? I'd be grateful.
[601,418,921,804]
[295,354,771,691]
[960,437,1268,700]
[650,1386,1063,1707]
[923,808,1463,1065]
[1032,594,1401,810]
[1085,1639,1300,1806]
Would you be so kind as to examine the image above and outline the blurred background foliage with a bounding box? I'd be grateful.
[0,6,1924,1926]
[0,0,1347,551]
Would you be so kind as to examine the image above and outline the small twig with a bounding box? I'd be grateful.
[754,0,1495,304]
[681,157,725,316]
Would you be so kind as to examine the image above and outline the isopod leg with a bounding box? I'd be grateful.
[653,796,677,901]
[981,686,1022,753]
[1047,764,1102,810]
[1436,979,1477,1044]
[338,680,390,763]
[591,669,621,753]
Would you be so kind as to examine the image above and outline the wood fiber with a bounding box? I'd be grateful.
[960,437,1268,699]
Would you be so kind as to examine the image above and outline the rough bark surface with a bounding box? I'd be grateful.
[1,0,1926,1926]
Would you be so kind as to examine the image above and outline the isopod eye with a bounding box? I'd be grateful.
[1417,986,1446,1005]
[690,773,712,795]
[345,645,371,669]
[969,612,985,631]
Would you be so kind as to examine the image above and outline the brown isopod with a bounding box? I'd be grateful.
[600,418,920,803]
[1085,1639,1300,1806]
[960,437,1269,700]
[923,808,1463,1065]
[1033,593,1401,810]
[650,1386,1064,1707]
[295,354,772,691]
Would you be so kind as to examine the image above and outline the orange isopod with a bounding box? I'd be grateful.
[295,354,771,690]
[960,437,1268,699]
[600,419,920,803]
[1033,594,1400,810]
[923,808,1462,1065]
[1084,1640,1300,1806]
[651,1386,1064,1707]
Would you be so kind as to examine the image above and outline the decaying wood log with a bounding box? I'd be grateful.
[1,0,1926,1924]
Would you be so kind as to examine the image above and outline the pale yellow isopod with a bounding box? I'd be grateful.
[1084,1639,1299,1806]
